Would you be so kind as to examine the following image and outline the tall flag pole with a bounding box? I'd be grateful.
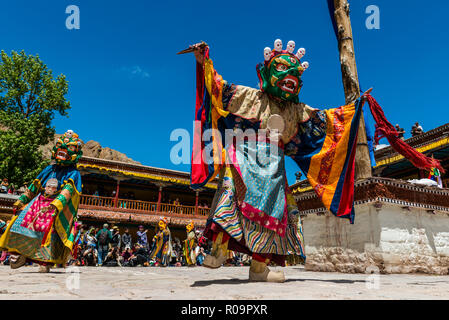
[327,0,372,179]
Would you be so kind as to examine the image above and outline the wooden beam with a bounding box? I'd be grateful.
[333,0,372,179]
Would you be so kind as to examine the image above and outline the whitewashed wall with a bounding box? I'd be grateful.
[302,203,449,274]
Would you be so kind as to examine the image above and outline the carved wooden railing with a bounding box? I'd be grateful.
[197,207,210,216]
[80,195,116,208]
[79,194,209,218]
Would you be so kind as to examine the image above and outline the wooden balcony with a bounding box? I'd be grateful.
[79,194,210,219]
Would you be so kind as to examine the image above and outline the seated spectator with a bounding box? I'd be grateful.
[128,244,150,267]
[7,184,15,195]
[121,247,133,266]
[395,124,405,140]
[411,122,424,137]
[169,238,182,266]
[82,245,98,266]
[103,247,121,267]
[241,254,251,266]
[233,252,244,266]
[0,178,9,193]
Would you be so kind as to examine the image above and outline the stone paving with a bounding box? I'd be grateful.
[0,265,448,300]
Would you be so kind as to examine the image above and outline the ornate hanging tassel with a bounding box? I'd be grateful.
[365,94,445,173]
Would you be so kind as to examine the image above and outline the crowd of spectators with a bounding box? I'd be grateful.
[67,223,222,268]
[375,122,424,149]
[392,122,425,140]
[0,220,301,268]
[68,223,256,268]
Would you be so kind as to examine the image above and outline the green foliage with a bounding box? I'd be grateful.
[0,111,50,187]
[0,50,71,187]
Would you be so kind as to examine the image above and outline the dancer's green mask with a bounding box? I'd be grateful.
[51,131,83,165]
[257,54,304,103]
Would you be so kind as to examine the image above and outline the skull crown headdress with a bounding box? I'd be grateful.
[257,39,309,103]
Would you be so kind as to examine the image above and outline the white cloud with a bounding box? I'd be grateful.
[120,66,150,79]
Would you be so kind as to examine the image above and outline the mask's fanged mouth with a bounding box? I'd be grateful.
[277,75,298,93]
[56,148,69,161]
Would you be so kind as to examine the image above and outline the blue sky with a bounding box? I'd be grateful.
[1,1,448,184]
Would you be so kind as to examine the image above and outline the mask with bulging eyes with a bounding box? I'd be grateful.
[257,40,309,103]
[51,130,83,165]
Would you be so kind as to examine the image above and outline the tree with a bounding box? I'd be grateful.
[0,50,71,188]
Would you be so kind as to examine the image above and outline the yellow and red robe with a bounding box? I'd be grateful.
[192,54,362,224]
[150,228,173,266]
[191,53,362,264]
[183,231,197,265]
[0,164,81,264]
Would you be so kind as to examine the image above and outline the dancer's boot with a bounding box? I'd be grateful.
[38,265,51,273]
[203,232,228,269]
[10,254,27,269]
[249,259,285,283]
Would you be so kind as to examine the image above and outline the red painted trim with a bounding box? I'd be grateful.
[157,187,162,211]
[114,180,120,208]
[240,201,288,237]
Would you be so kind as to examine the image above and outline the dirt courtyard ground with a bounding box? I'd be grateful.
[0,265,448,300]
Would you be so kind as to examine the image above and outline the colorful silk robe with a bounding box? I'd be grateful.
[191,55,362,261]
[150,228,173,266]
[0,164,82,264]
[183,231,197,265]
[192,56,362,224]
